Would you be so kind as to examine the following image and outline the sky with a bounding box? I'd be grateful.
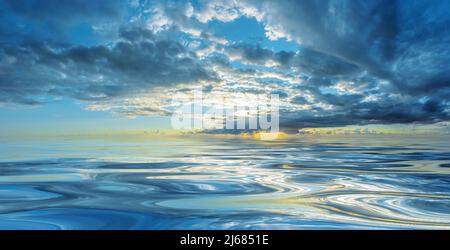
[1,0,450,136]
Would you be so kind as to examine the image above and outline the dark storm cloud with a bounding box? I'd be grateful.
[256,0,399,78]
[226,44,360,77]
[227,44,274,65]
[224,41,436,128]
[257,0,450,92]
[281,97,450,130]
[235,0,450,128]
[0,27,216,104]
[285,79,450,129]
[292,48,361,77]
[290,96,309,105]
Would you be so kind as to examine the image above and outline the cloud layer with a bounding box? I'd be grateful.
[1,0,449,130]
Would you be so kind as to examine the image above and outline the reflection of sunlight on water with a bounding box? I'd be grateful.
[1,135,450,229]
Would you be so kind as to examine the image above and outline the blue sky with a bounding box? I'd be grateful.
[1,0,450,136]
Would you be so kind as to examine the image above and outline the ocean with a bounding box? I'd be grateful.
[0,134,449,229]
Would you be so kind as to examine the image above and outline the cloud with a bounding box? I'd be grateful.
[255,0,450,92]
[1,0,449,131]
[216,0,450,129]
[255,0,398,77]
[194,0,263,23]
[0,27,217,105]
[226,43,360,77]
[221,38,450,129]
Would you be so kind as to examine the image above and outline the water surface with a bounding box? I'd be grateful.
[1,135,449,229]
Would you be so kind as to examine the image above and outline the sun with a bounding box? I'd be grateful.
[253,131,288,141]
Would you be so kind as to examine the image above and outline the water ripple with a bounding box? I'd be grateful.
[1,136,450,229]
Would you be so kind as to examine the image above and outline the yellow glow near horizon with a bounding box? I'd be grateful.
[253,131,289,141]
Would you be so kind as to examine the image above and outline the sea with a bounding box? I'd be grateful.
[0,134,449,229]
